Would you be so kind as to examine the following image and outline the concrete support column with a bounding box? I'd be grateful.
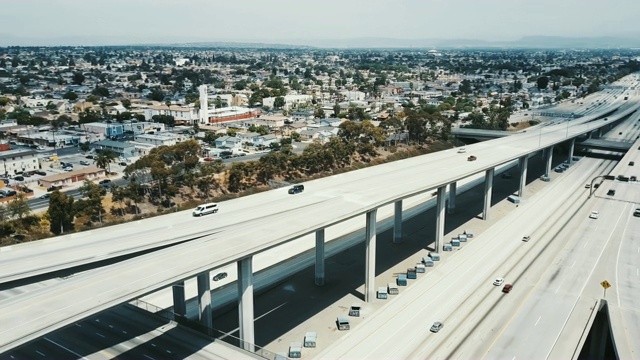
[518,155,528,198]
[435,185,446,251]
[172,281,186,322]
[597,128,603,138]
[364,209,377,303]
[447,182,457,215]
[315,229,325,286]
[568,138,575,163]
[393,200,402,243]
[238,257,255,352]
[483,168,494,220]
[196,273,212,331]
[545,145,554,176]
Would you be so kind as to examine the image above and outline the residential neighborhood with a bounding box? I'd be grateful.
[0,45,639,241]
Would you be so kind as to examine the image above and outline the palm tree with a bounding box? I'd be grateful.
[95,150,117,175]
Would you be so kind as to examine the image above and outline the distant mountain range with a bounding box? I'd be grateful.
[2,34,640,49]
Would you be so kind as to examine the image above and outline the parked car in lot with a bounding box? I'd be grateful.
[13,176,24,181]
[607,189,616,196]
[430,321,444,333]
[34,170,46,176]
[288,184,304,194]
[47,185,62,192]
[80,160,91,166]
[98,179,112,187]
[589,210,600,219]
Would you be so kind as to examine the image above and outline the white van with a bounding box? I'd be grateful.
[192,203,219,217]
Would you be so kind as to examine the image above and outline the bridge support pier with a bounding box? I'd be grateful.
[197,272,212,331]
[518,155,528,198]
[545,145,554,176]
[568,138,575,163]
[172,281,186,322]
[482,168,494,220]
[447,182,457,214]
[393,200,402,243]
[364,209,377,303]
[315,229,325,286]
[238,256,255,352]
[435,185,446,251]
[597,128,603,138]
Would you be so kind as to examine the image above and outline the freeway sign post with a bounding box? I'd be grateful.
[600,280,611,298]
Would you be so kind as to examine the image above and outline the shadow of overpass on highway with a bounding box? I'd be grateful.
[207,145,574,348]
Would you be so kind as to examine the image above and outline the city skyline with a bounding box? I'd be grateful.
[1,0,640,46]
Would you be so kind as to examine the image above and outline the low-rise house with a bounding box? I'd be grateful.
[252,134,278,146]
[319,117,343,127]
[282,122,308,135]
[81,122,124,138]
[90,140,136,158]
[38,166,105,189]
[0,148,41,177]
[134,132,186,147]
[214,136,242,149]
[236,132,260,144]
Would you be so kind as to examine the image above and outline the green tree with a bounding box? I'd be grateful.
[314,107,325,119]
[149,89,165,102]
[77,180,106,222]
[459,79,472,94]
[92,86,110,98]
[95,150,117,173]
[63,91,78,101]
[537,76,549,90]
[333,103,341,117]
[80,142,91,153]
[273,96,286,109]
[7,193,30,219]
[47,190,75,234]
[72,72,85,85]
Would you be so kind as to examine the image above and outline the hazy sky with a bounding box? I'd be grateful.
[1,0,639,45]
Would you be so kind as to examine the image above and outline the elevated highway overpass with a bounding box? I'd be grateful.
[2,95,637,286]
[1,77,640,354]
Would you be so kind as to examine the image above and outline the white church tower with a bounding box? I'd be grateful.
[199,85,208,124]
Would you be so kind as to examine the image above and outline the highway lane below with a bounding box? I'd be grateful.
[0,305,261,360]
[315,154,609,358]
